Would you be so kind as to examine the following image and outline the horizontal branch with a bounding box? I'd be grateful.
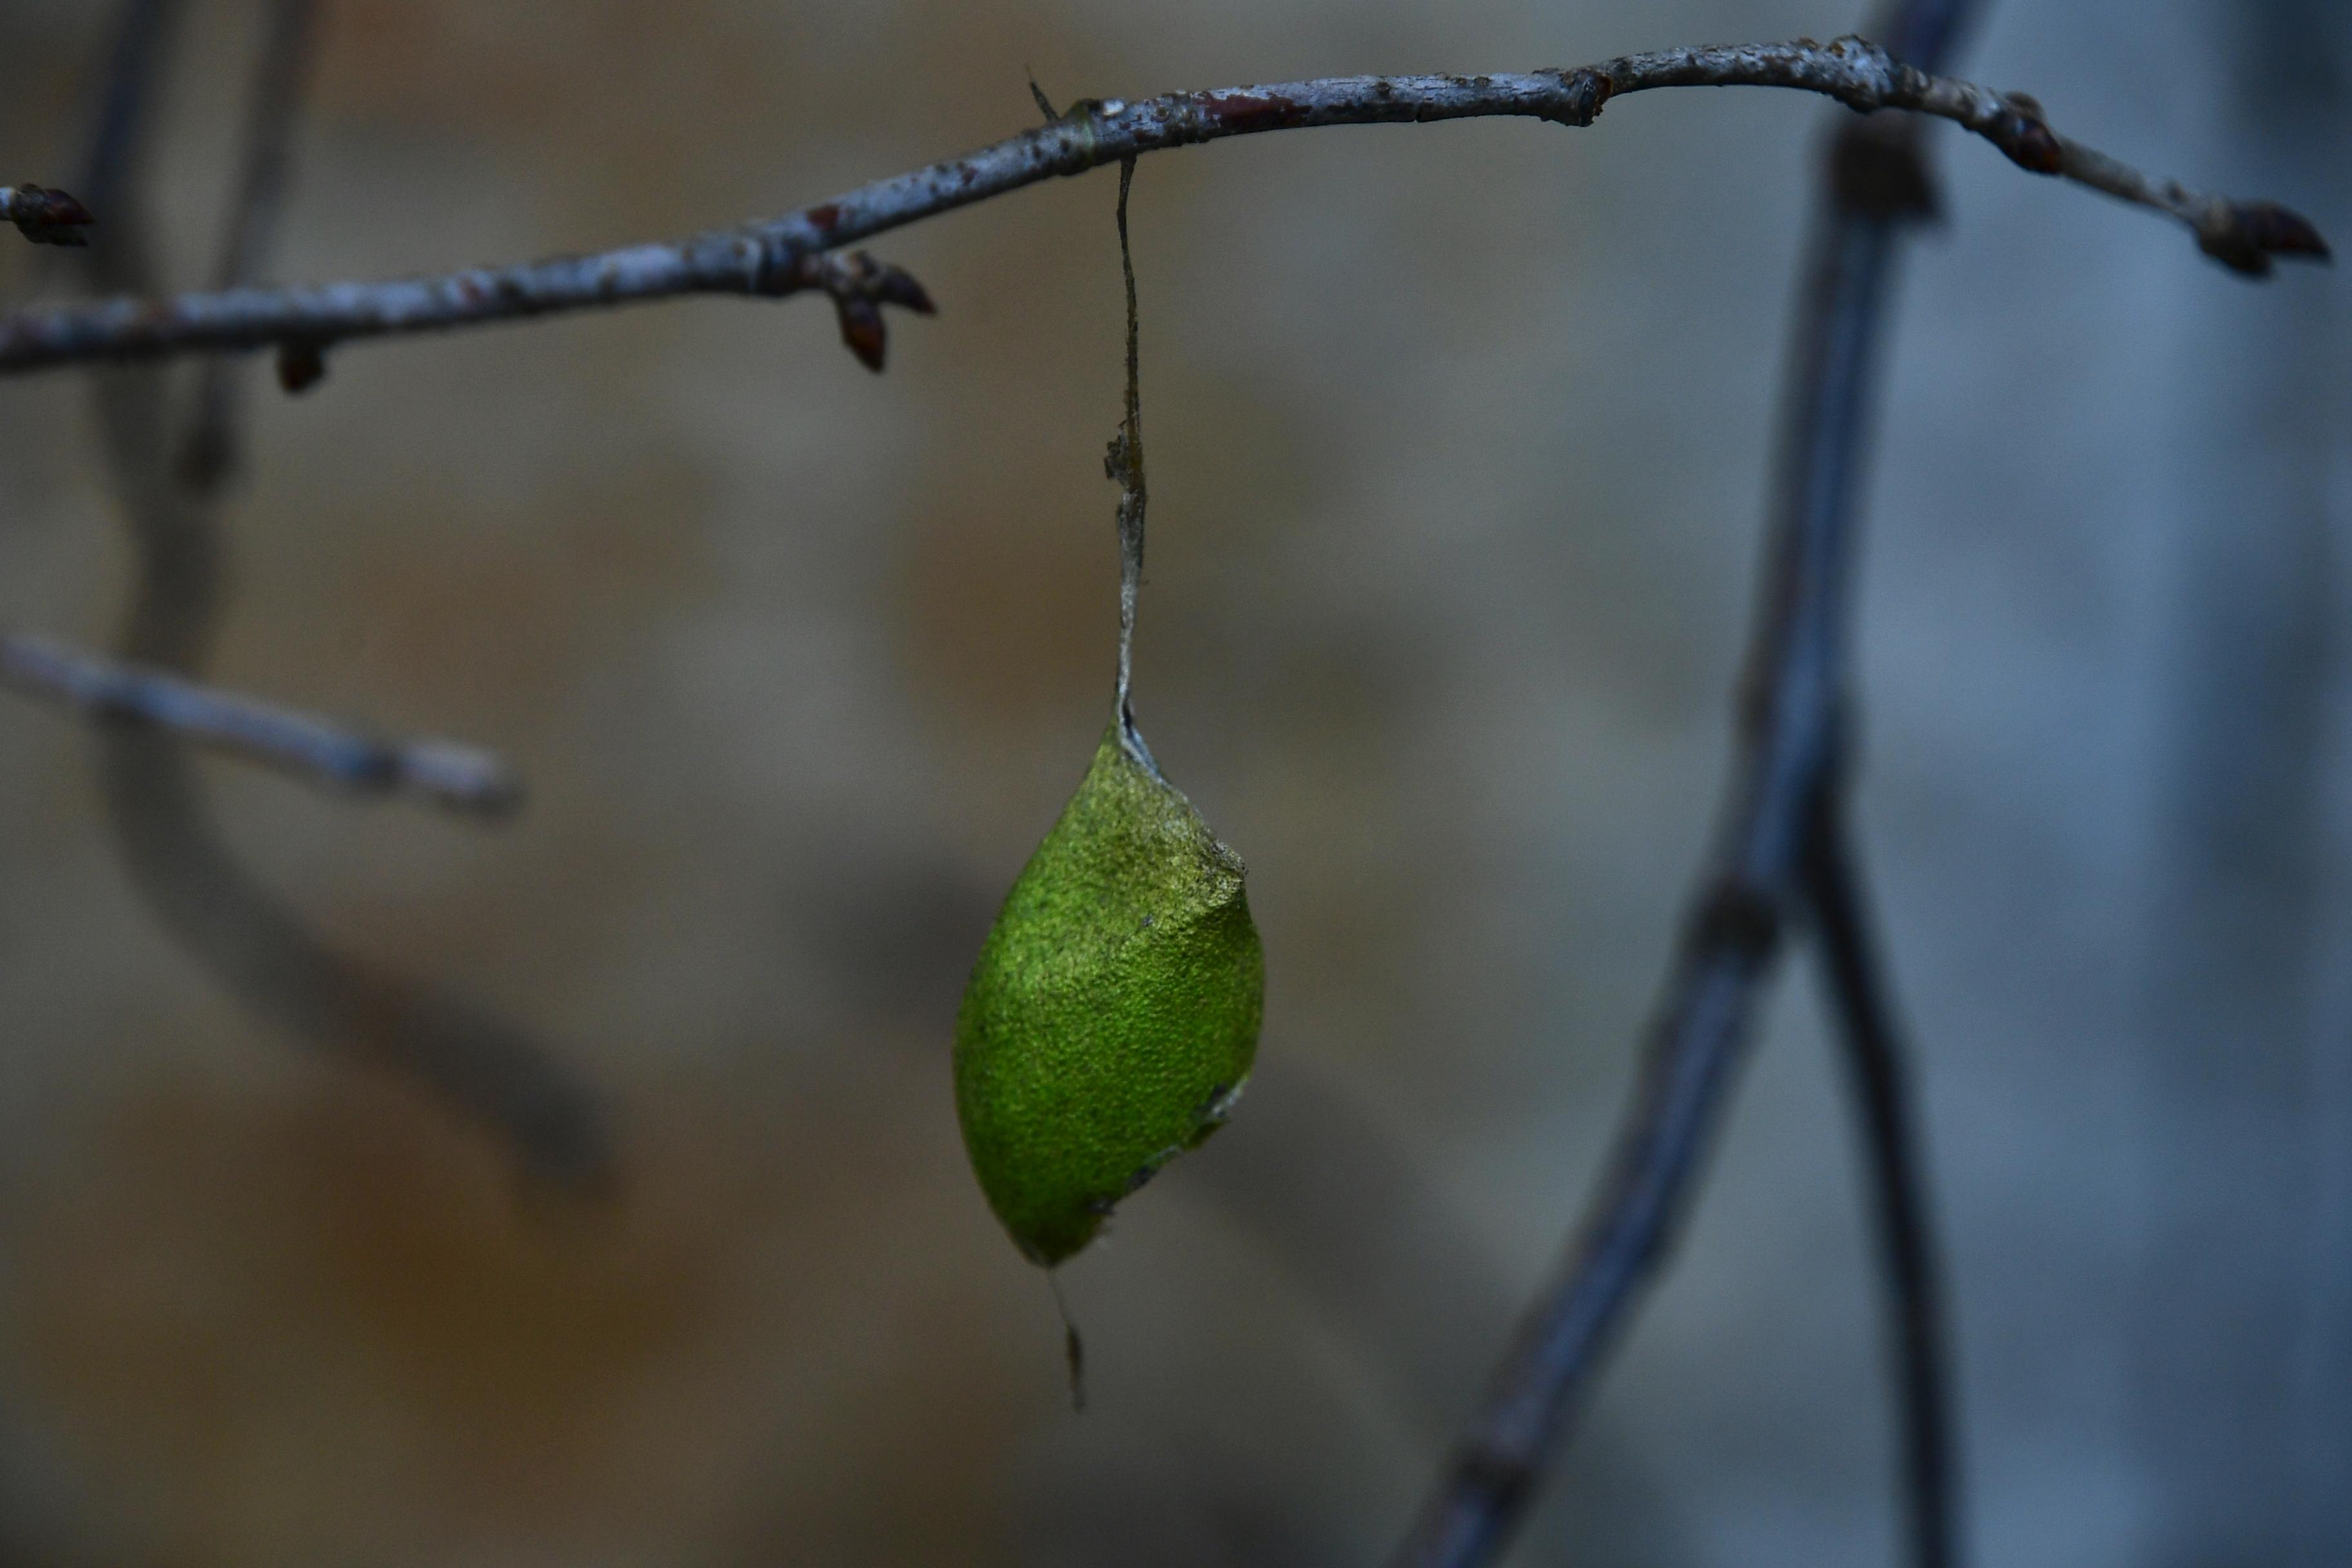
[0,35,2324,373]
[0,631,521,814]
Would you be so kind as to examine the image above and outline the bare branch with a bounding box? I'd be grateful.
[1781,13,1972,1565]
[1390,200,1886,1568]
[0,35,2322,375]
[1805,792,1958,1568]
[1389,883,1787,1568]
[1391,5,1990,1563]
[70,0,617,1199]
[0,631,520,814]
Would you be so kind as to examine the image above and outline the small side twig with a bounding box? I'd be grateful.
[0,631,520,814]
[0,35,2322,376]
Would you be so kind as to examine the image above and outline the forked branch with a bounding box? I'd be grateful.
[68,0,616,1197]
[1807,789,1957,1568]
[1393,1,1986,1563]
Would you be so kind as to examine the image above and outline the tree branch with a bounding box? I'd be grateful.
[1769,14,1974,1567]
[0,35,2323,375]
[70,0,616,1199]
[1390,3,1995,1562]
[181,0,321,491]
[1806,790,1957,1568]
[0,630,520,814]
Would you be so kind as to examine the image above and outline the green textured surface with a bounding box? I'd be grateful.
[955,725,1264,1267]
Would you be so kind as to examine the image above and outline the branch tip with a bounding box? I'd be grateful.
[3,184,97,246]
[2197,199,2331,277]
[874,266,937,315]
[0,631,525,815]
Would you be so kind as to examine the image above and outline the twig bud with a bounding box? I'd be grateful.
[4,184,95,246]
[275,338,328,393]
[2197,200,2333,277]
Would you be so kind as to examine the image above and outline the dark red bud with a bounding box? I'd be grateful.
[10,183,97,246]
[2232,201,2330,262]
[834,297,887,372]
[874,265,937,315]
[276,339,328,393]
[1998,116,2064,175]
[2199,201,2333,278]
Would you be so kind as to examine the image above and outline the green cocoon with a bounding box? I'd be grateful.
[955,723,1263,1266]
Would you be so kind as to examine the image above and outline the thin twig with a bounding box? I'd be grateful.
[1806,792,1957,1568]
[181,0,321,491]
[0,630,519,813]
[73,0,616,1198]
[0,35,2323,375]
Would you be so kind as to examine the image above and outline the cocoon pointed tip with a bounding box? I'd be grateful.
[955,724,1263,1266]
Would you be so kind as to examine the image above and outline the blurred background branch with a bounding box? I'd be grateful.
[179,0,318,492]
[0,628,519,812]
[1389,4,1994,1567]
[70,0,616,1198]
[1808,785,1955,1568]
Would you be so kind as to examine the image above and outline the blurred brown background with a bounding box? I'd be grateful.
[0,1,2345,1564]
